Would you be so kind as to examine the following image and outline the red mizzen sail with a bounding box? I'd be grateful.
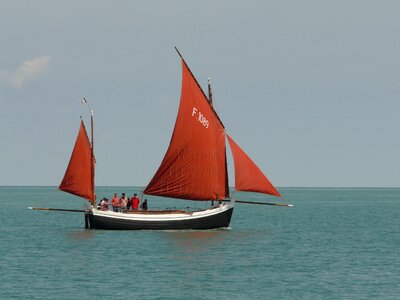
[144,59,229,201]
[59,120,95,201]
[227,135,281,197]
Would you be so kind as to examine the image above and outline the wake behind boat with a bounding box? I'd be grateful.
[34,48,289,230]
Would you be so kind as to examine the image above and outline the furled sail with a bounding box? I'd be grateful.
[227,135,281,197]
[144,59,229,200]
[59,120,95,201]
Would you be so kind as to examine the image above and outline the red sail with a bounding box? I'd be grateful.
[144,59,229,201]
[59,120,95,201]
[227,135,281,197]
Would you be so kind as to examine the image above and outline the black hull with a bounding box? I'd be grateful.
[85,207,234,230]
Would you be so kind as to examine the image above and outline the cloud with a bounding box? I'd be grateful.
[0,56,51,91]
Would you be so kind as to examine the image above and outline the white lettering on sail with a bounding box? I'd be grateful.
[191,106,209,128]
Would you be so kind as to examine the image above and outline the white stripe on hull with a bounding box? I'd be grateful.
[91,203,234,222]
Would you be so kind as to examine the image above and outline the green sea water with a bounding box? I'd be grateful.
[0,187,399,299]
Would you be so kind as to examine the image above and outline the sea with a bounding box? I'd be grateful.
[0,187,399,300]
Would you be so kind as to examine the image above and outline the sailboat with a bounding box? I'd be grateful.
[58,49,286,230]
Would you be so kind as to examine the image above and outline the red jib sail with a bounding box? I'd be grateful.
[59,120,95,201]
[144,59,229,200]
[227,135,281,197]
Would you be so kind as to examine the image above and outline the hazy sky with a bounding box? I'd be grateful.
[1,1,399,187]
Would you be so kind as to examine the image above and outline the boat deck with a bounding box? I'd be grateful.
[124,209,193,215]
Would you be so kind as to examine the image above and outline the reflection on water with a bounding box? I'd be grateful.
[163,229,231,253]
[68,229,96,240]
[161,228,269,254]
[157,228,272,285]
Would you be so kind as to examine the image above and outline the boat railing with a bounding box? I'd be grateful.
[95,202,228,213]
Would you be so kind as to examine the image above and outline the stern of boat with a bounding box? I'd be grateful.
[84,207,94,229]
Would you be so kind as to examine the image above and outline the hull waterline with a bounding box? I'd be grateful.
[84,204,234,230]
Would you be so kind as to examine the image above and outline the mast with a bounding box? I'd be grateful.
[208,77,215,206]
[82,97,96,204]
[90,109,95,204]
[208,78,213,107]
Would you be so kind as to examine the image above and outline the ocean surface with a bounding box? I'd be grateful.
[0,187,399,299]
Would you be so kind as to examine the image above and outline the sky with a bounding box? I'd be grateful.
[1,0,399,187]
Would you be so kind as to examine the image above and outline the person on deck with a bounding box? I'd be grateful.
[141,199,148,211]
[127,196,132,210]
[120,193,129,211]
[111,193,120,212]
[100,198,110,211]
[131,193,140,210]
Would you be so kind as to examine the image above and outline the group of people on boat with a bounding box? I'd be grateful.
[98,193,148,212]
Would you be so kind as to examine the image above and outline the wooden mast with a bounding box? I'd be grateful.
[90,109,95,204]
[208,78,213,107]
[208,77,215,206]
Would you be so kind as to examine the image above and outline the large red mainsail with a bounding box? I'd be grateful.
[59,120,95,201]
[227,135,281,197]
[144,59,229,200]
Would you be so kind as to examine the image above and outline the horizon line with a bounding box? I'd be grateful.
[0,185,399,189]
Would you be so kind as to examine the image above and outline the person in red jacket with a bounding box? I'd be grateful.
[111,193,120,212]
[131,193,140,210]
